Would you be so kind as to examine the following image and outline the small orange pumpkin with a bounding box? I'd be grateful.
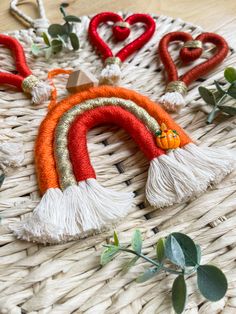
[155,123,180,150]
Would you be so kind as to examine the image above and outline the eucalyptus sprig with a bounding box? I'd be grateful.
[31,3,80,59]
[101,230,228,314]
[199,67,236,123]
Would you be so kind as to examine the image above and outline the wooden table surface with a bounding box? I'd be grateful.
[1,0,236,35]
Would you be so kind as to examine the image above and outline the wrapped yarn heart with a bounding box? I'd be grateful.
[158,31,229,112]
[89,12,156,85]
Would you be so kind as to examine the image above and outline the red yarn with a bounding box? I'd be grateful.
[68,105,165,182]
[158,31,229,86]
[88,12,156,62]
[0,34,32,89]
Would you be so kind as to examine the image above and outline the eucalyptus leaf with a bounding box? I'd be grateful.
[227,83,236,99]
[224,67,236,83]
[64,15,81,23]
[172,275,187,314]
[214,80,226,98]
[171,233,198,266]
[156,238,165,263]
[0,172,5,188]
[44,47,52,60]
[69,33,80,50]
[136,266,161,283]
[48,24,64,37]
[122,256,139,274]
[218,105,236,115]
[198,86,216,106]
[165,235,185,268]
[113,230,119,246]
[197,265,228,301]
[62,22,73,34]
[42,32,51,46]
[31,43,41,56]
[131,229,142,254]
[51,39,63,53]
[101,245,119,265]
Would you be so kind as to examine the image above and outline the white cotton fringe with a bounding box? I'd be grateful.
[159,92,186,112]
[0,141,24,172]
[11,179,134,244]
[146,143,234,208]
[31,81,52,104]
[99,64,122,86]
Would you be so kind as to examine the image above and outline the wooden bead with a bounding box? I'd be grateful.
[66,69,98,93]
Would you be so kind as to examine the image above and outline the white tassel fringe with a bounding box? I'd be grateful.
[0,141,24,172]
[159,92,186,112]
[31,81,52,104]
[146,143,234,208]
[99,64,122,86]
[11,179,134,244]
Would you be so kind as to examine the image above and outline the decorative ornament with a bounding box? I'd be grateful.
[0,34,51,104]
[10,13,234,244]
[158,32,229,112]
[88,12,156,85]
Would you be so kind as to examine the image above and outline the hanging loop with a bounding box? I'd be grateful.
[10,0,49,35]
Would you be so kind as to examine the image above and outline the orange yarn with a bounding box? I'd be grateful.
[35,85,192,194]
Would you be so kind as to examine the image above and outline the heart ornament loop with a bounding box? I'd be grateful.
[0,34,51,104]
[158,31,229,112]
[88,12,156,85]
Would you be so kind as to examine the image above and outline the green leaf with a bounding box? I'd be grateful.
[136,266,161,283]
[165,235,185,268]
[44,47,52,60]
[227,83,236,99]
[64,15,81,23]
[156,238,165,263]
[171,233,198,266]
[196,244,201,265]
[31,43,41,56]
[113,231,119,246]
[218,105,236,115]
[0,172,5,188]
[69,33,80,50]
[48,24,64,37]
[100,245,119,266]
[207,107,220,124]
[172,275,187,314]
[42,32,51,46]
[214,80,226,98]
[60,5,67,18]
[131,229,142,254]
[197,265,228,301]
[51,39,63,54]
[62,22,73,35]
[224,67,236,83]
[199,86,216,106]
[122,256,139,274]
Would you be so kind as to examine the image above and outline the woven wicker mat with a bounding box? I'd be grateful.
[0,13,236,314]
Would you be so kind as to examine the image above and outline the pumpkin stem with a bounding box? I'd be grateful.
[160,123,167,131]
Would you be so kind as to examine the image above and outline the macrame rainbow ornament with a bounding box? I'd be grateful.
[11,85,234,244]
[11,13,234,244]
[158,31,229,112]
[0,35,51,179]
[89,12,156,85]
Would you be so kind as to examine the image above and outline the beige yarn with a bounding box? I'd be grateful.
[0,12,236,314]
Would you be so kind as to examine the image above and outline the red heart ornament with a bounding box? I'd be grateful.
[158,31,229,112]
[158,31,229,87]
[89,12,156,63]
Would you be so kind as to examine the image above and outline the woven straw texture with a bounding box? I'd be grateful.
[0,13,236,314]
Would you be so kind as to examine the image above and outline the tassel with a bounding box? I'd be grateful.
[99,63,122,86]
[146,155,203,208]
[159,91,186,112]
[11,179,134,244]
[22,75,52,104]
[0,141,24,172]
[172,143,234,185]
